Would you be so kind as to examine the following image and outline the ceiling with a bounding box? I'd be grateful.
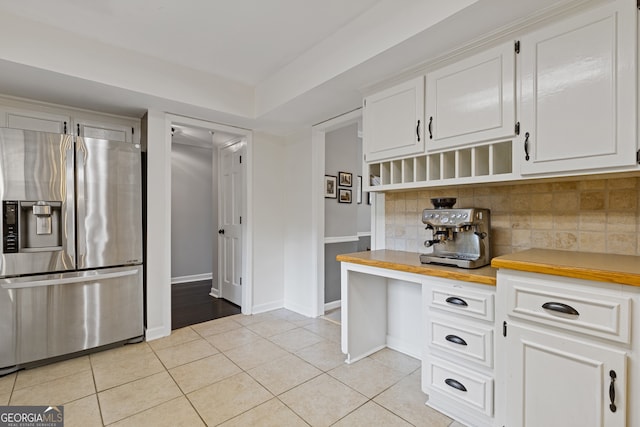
[0,0,586,135]
[0,0,381,87]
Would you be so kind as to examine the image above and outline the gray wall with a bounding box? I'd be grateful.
[171,142,217,279]
[324,123,370,304]
[325,123,371,237]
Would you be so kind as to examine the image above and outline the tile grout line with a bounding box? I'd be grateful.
[87,355,106,427]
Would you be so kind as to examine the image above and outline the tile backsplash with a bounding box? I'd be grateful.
[385,176,640,257]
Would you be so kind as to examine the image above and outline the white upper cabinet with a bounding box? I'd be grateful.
[425,41,516,151]
[0,107,71,134]
[363,76,425,162]
[518,0,638,175]
[77,120,134,143]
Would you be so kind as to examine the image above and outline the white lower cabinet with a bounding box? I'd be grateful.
[504,323,626,427]
[427,357,494,416]
[496,270,638,427]
[423,279,496,427]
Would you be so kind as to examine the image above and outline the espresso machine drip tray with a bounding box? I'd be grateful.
[419,254,486,269]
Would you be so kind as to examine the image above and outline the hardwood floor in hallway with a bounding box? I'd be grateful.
[171,280,240,330]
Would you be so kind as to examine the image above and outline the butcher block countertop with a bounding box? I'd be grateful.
[336,249,640,288]
[491,248,640,287]
[335,250,497,286]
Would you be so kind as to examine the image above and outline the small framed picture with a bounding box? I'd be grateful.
[339,171,352,187]
[356,175,362,204]
[324,175,337,199]
[338,188,352,204]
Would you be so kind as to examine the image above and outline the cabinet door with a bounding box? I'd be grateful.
[505,323,626,427]
[519,0,637,175]
[0,107,70,134]
[425,41,516,151]
[363,76,424,162]
[76,120,134,143]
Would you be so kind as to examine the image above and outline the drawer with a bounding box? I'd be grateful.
[504,274,631,344]
[429,285,495,321]
[429,315,493,368]
[426,357,494,416]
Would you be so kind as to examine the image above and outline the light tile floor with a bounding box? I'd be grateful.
[0,309,464,426]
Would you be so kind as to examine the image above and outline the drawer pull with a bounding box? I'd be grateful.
[542,302,579,316]
[445,335,468,346]
[445,378,467,392]
[445,296,468,307]
[609,370,617,413]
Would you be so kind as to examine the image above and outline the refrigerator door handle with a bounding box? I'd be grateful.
[0,268,138,290]
[65,144,76,262]
[76,139,87,262]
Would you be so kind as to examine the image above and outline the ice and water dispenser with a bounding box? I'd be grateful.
[3,200,63,253]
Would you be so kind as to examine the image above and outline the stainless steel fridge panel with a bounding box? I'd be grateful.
[76,137,142,269]
[0,266,143,369]
[0,128,75,277]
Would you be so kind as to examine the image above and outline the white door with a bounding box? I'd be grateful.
[505,323,626,427]
[218,140,245,306]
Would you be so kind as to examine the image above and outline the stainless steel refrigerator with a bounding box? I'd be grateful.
[0,128,143,375]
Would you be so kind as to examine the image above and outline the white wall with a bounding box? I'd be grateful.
[250,132,286,312]
[143,110,172,341]
[282,130,317,316]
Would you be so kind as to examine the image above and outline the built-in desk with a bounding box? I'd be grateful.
[337,250,496,363]
[339,259,423,363]
[338,250,498,426]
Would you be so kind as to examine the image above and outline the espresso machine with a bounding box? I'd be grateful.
[420,198,491,268]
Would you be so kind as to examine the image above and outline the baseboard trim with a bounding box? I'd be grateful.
[252,300,284,315]
[209,288,220,298]
[284,300,316,318]
[145,325,171,342]
[324,300,341,311]
[171,273,213,284]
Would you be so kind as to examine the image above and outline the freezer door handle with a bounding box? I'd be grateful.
[0,268,138,289]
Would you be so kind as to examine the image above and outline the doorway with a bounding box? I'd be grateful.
[312,108,379,318]
[168,117,250,329]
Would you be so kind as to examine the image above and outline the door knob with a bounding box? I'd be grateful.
[218,229,225,235]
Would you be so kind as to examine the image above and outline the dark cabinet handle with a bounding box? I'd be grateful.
[416,120,421,142]
[445,296,468,307]
[428,116,433,139]
[218,229,225,235]
[445,378,467,392]
[609,370,617,412]
[542,302,579,316]
[445,335,467,346]
[524,132,530,161]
